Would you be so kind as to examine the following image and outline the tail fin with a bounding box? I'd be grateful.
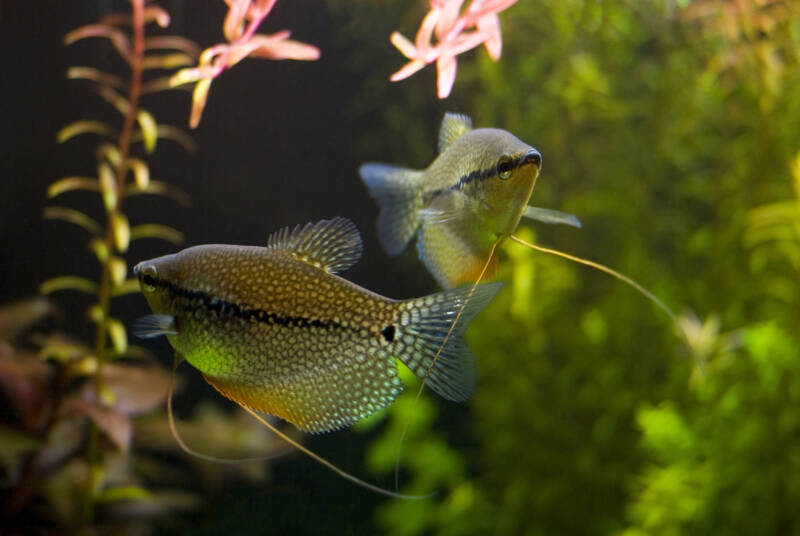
[393,282,503,401]
[359,163,424,256]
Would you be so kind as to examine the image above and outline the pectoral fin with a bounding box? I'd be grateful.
[522,206,582,228]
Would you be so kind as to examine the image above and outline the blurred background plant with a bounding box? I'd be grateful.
[0,1,307,532]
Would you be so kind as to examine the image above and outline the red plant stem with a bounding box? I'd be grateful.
[83,0,146,522]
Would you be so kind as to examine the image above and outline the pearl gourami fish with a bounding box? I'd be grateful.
[360,112,580,289]
[133,217,501,434]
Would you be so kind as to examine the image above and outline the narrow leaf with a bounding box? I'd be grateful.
[40,276,98,296]
[108,257,127,286]
[127,158,150,188]
[137,110,158,153]
[110,213,130,252]
[96,143,122,168]
[43,207,102,235]
[97,85,131,116]
[95,486,153,504]
[145,36,201,56]
[142,53,195,70]
[98,161,118,212]
[64,24,132,63]
[125,180,191,206]
[57,121,115,143]
[189,78,213,129]
[66,66,125,90]
[112,279,141,297]
[140,125,196,154]
[107,318,128,355]
[89,238,109,263]
[47,177,98,198]
[130,224,184,245]
[87,304,104,324]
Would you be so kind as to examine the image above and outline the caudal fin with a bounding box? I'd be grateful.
[359,163,424,256]
[392,282,502,401]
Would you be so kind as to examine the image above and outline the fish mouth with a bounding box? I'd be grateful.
[523,149,542,168]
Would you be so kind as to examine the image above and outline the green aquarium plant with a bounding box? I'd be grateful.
[0,0,320,531]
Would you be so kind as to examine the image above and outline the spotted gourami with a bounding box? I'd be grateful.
[132,217,501,434]
[360,112,580,289]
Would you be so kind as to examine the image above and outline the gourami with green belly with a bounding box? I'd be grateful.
[132,217,500,496]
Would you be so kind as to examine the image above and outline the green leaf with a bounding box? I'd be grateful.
[108,257,127,286]
[130,224,184,245]
[43,207,102,235]
[57,121,115,143]
[89,237,109,263]
[97,85,130,116]
[142,53,195,70]
[95,486,153,504]
[98,161,117,212]
[127,158,150,188]
[96,143,122,168]
[125,180,191,206]
[112,278,141,297]
[110,212,130,252]
[47,177,98,198]
[137,109,158,153]
[132,125,196,154]
[40,276,98,296]
[107,318,128,355]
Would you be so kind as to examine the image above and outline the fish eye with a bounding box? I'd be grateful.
[141,265,158,292]
[497,155,514,179]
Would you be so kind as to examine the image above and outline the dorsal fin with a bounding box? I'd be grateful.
[438,112,472,153]
[267,217,363,273]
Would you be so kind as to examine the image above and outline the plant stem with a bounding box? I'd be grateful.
[83,0,146,523]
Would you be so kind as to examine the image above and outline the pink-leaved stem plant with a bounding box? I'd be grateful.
[390,0,517,98]
[170,0,320,128]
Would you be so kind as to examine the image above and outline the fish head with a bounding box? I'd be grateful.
[133,252,179,316]
[460,128,542,238]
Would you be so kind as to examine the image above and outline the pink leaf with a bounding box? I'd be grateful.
[477,14,502,60]
[224,0,251,42]
[390,31,418,60]
[436,55,458,98]
[70,399,132,452]
[249,36,321,61]
[390,59,428,82]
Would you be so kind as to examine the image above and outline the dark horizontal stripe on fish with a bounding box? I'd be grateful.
[157,278,343,332]
[454,154,527,190]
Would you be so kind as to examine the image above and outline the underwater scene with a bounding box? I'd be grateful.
[2,0,799,534]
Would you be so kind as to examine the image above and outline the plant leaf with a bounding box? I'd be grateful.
[137,110,158,153]
[127,158,150,189]
[43,207,102,235]
[130,224,184,245]
[89,237,109,263]
[40,276,98,296]
[189,78,213,129]
[110,212,130,252]
[142,53,196,70]
[125,180,191,206]
[98,161,118,212]
[97,85,131,116]
[108,257,127,286]
[66,66,126,90]
[95,486,153,504]
[107,318,128,355]
[47,177,98,198]
[145,36,201,56]
[96,143,122,168]
[57,121,115,143]
[64,24,132,63]
[70,399,132,452]
[112,279,141,297]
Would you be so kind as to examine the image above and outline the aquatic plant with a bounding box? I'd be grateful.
[390,0,518,98]
[170,0,320,128]
[0,1,291,531]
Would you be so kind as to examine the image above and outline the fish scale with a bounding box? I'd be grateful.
[134,217,501,433]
